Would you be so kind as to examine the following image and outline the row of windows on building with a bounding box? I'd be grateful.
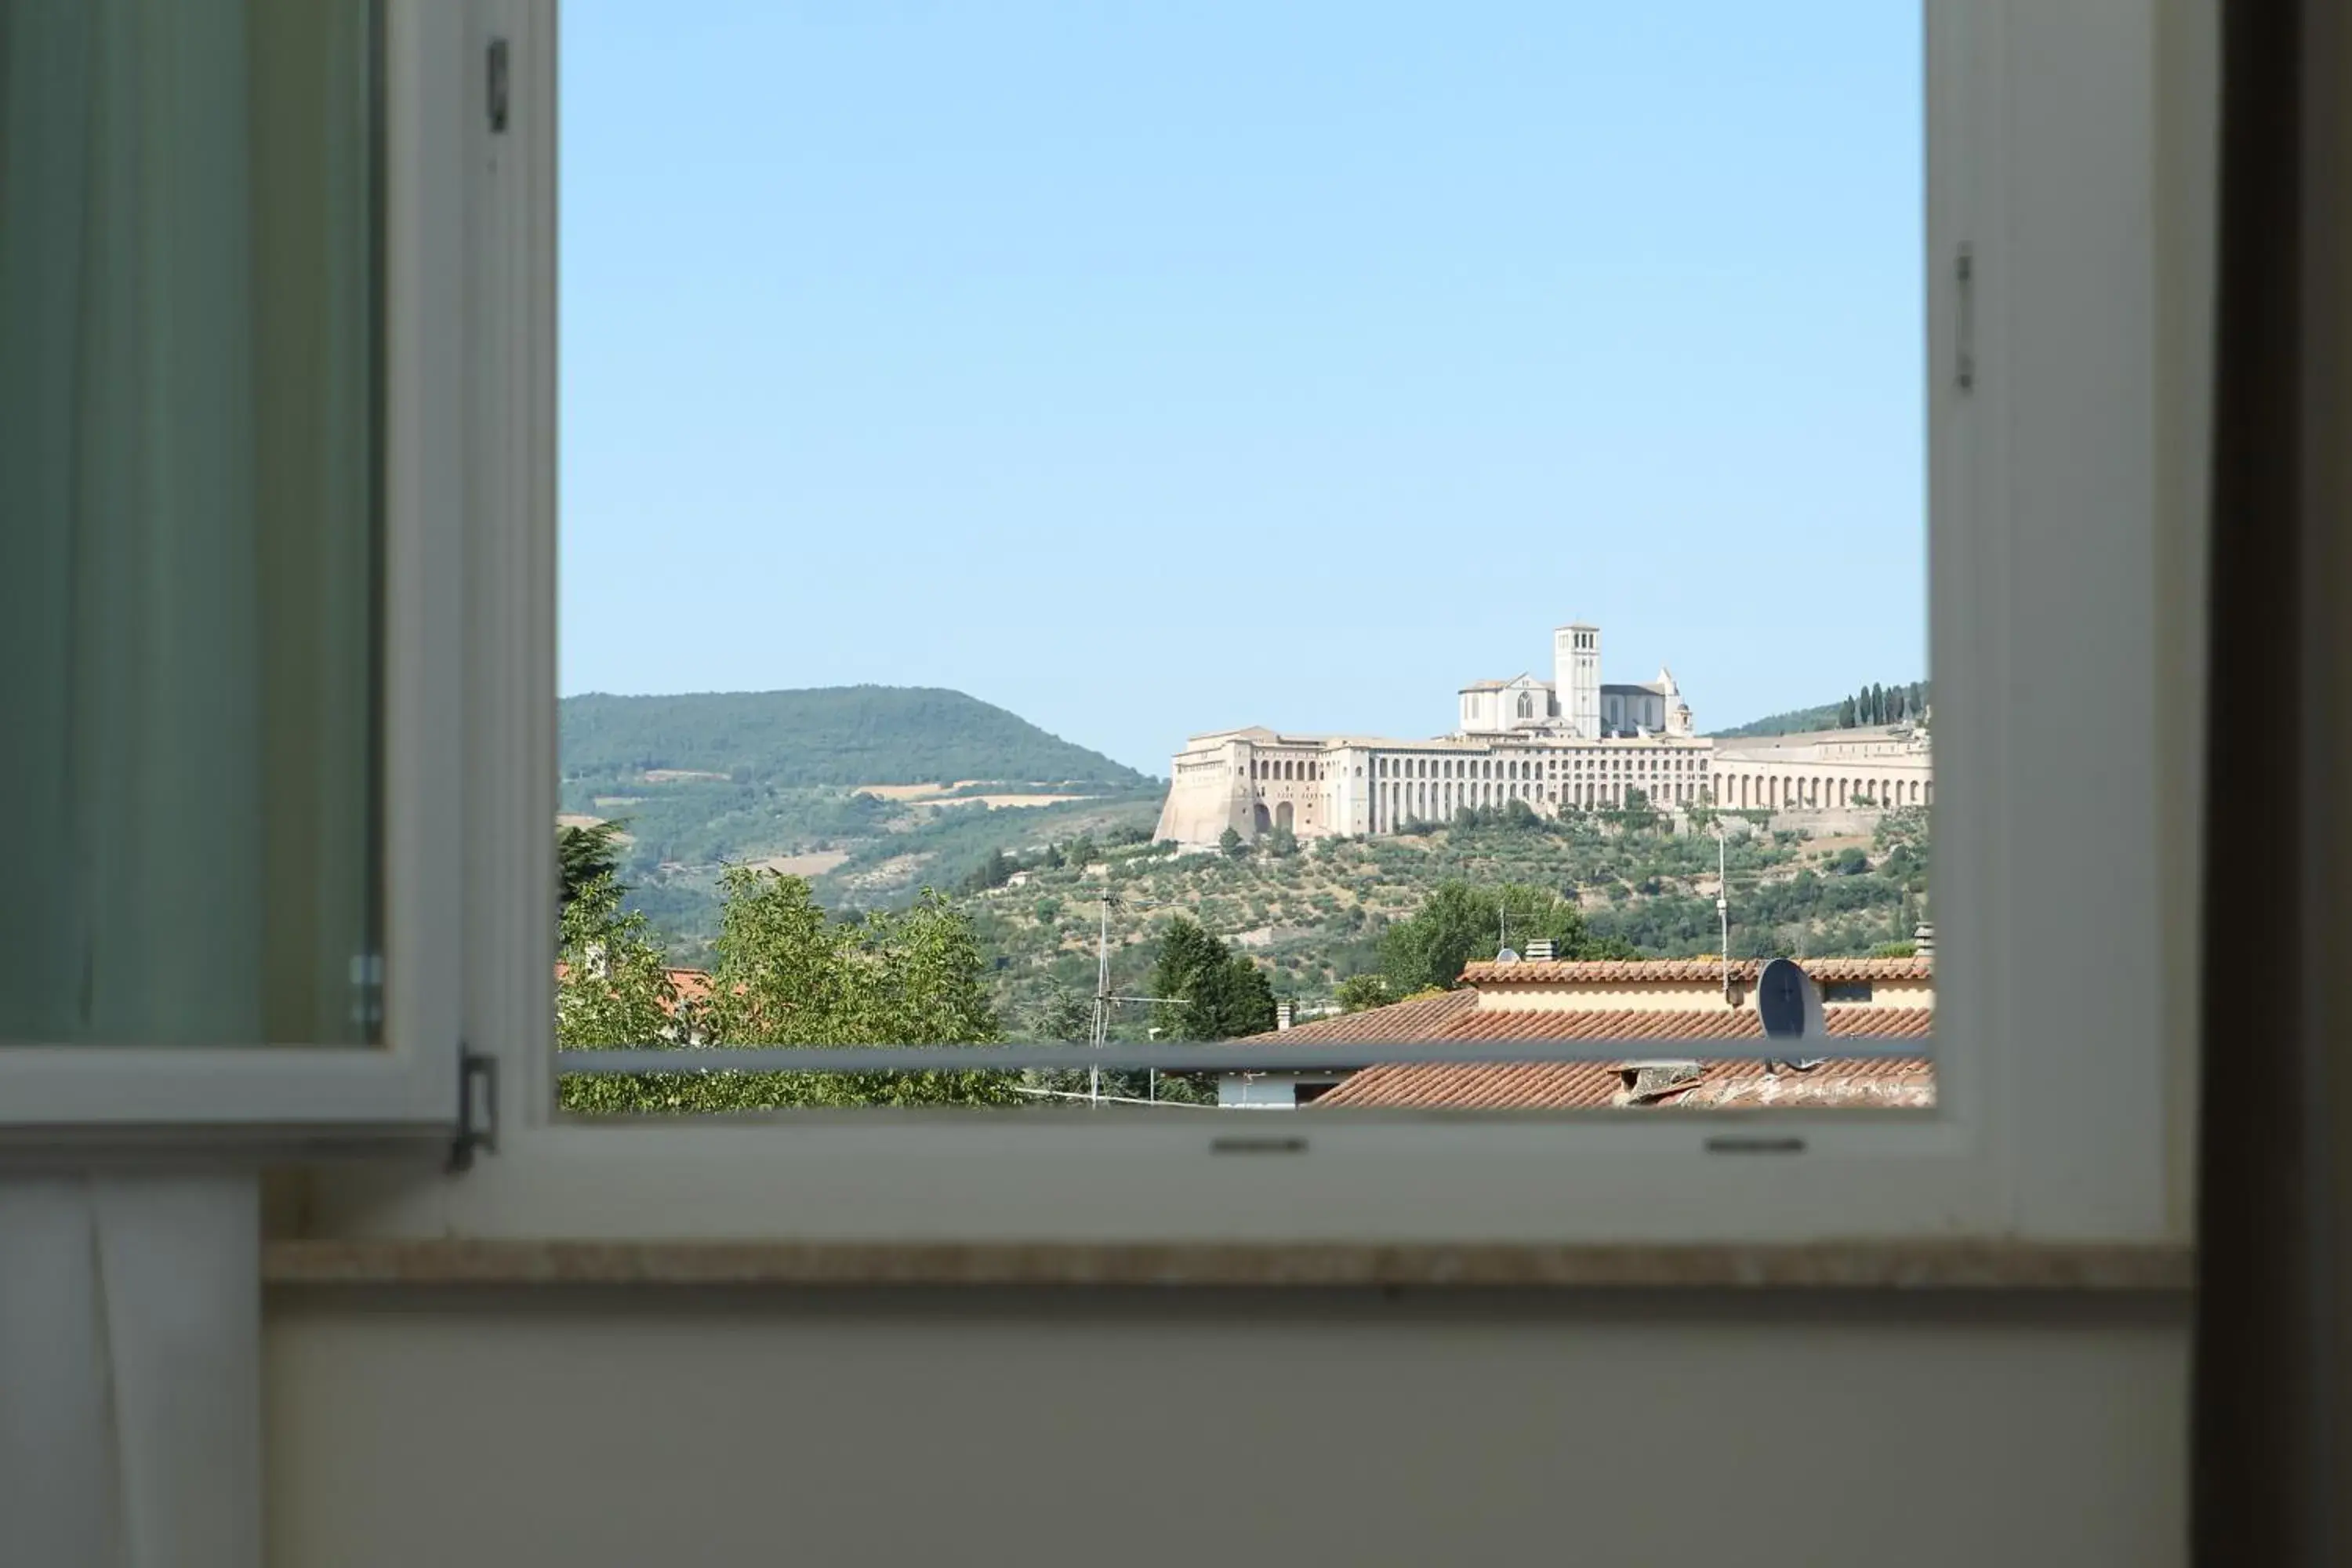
[1250,751,1713,785]
[1715,773,1931,810]
[1367,774,1708,832]
[1373,753,1707,782]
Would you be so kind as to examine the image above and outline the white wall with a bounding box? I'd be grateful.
[266,1290,2187,1567]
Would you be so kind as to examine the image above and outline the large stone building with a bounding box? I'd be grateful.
[1154,621,1933,846]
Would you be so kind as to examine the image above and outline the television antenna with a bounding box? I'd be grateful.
[1089,891,1192,1107]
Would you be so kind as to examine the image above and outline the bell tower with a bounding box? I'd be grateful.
[1554,622,1601,739]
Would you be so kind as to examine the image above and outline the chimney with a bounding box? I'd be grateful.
[1276,1002,1294,1030]
[1914,922,1935,958]
[1524,938,1556,962]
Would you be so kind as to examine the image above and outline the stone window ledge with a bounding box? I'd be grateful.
[263,1239,2190,1292]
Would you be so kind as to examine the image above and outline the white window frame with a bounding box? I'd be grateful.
[0,0,472,1147]
[306,0,2202,1244]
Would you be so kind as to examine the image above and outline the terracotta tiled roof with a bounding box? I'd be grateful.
[1255,989,1478,1043]
[1236,1000,1936,1110]
[1315,1053,1935,1111]
[554,964,713,1013]
[1459,956,1932,985]
[1434,1005,1933,1043]
[1312,1004,1933,1110]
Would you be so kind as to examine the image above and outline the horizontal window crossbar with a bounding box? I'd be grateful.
[554,1036,1932,1076]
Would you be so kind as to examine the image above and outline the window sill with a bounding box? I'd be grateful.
[262,1238,2191,1291]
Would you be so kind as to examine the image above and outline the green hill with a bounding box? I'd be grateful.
[1709,701,1843,739]
[559,687,1163,956]
[964,808,1933,1040]
[561,686,1148,790]
[1711,678,1929,739]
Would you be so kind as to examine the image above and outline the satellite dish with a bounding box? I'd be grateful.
[1495,947,1522,964]
[1756,958,1824,1040]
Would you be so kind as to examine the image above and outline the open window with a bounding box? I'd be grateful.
[0,0,477,1145]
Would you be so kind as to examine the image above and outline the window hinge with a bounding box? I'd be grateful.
[487,38,510,133]
[1954,242,1976,392]
[448,1047,499,1173]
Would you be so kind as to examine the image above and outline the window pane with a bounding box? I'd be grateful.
[556,2,1929,1112]
[0,0,381,1047]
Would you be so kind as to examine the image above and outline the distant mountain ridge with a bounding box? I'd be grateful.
[561,686,1149,790]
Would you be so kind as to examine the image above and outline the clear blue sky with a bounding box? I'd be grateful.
[561,2,1924,775]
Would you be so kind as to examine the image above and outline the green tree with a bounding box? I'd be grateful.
[1065,834,1100,869]
[555,874,678,1047]
[962,847,1016,892]
[1334,973,1394,1013]
[1266,824,1300,858]
[1379,880,1635,993]
[1218,826,1247,859]
[557,820,627,912]
[1024,980,1094,1043]
[1838,696,1857,729]
[566,868,1014,1113]
[1149,916,1277,1041]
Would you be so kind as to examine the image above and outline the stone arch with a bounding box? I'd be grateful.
[1253,803,1272,835]
[1276,801,1294,833]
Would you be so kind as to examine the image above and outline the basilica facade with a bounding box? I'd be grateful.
[1154,622,1933,846]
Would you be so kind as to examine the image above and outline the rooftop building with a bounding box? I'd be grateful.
[1221,956,1934,1110]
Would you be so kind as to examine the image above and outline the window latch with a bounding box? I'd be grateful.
[448,1047,499,1173]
